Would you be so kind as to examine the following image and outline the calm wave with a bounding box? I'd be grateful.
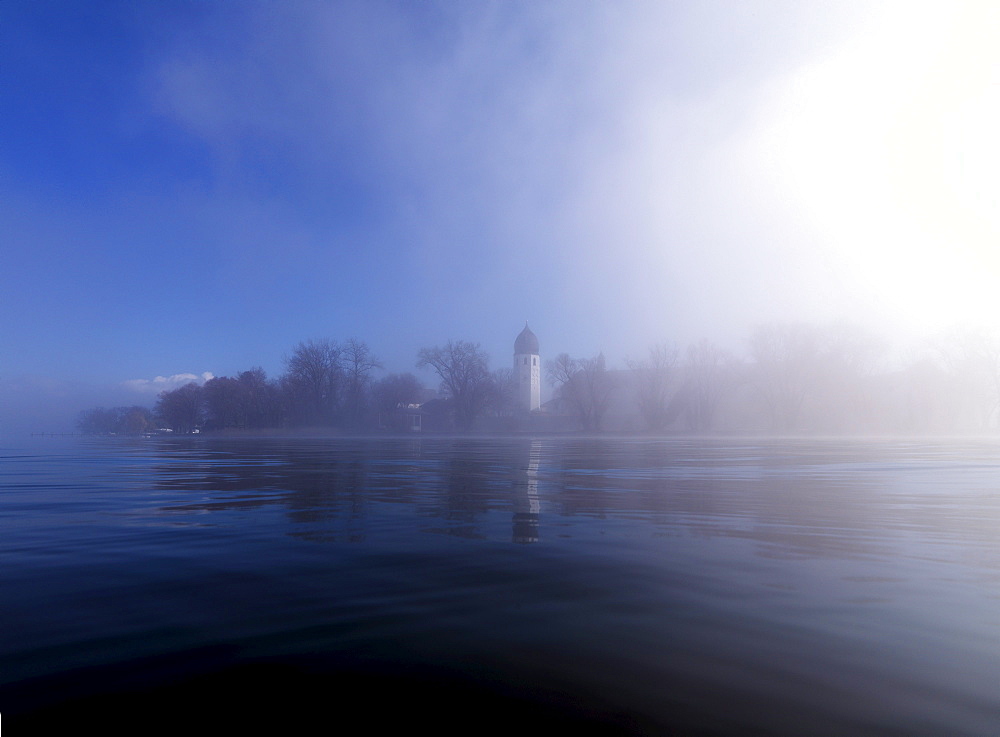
[2,435,998,733]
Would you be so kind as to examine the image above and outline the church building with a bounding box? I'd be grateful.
[514,323,541,412]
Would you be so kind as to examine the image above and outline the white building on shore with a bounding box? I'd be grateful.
[514,323,541,412]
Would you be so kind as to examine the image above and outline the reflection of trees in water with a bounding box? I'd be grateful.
[416,438,543,542]
[150,439,377,542]
[145,437,545,543]
[546,438,906,561]
[139,437,1000,561]
[424,441,497,539]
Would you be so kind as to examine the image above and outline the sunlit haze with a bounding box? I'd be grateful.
[3,1,998,431]
[751,1,1000,335]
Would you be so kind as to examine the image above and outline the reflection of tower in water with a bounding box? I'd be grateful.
[512,439,541,544]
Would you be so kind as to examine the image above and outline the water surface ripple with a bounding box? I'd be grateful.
[2,435,998,734]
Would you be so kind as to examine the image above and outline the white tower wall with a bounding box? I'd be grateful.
[514,351,541,412]
[513,323,541,412]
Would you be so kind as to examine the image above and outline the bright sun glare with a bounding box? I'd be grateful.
[756,1,1000,335]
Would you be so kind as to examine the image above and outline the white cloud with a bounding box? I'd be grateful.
[122,372,214,395]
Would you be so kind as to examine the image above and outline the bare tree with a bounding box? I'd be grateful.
[817,323,885,431]
[546,353,577,389]
[749,323,823,432]
[749,322,886,432]
[683,339,738,432]
[578,354,616,431]
[416,340,492,430]
[547,352,615,431]
[628,343,678,431]
[546,353,580,418]
[284,339,343,425]
[488,367,518,417]
[341,338,382,428]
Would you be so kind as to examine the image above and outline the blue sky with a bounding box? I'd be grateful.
[3,1,999,431]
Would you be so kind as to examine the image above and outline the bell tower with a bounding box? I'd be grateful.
[513,323,540,412]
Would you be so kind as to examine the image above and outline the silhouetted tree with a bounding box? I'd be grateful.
[373,372,425,430]
[238,368,284,428]
[546,353,576,388]
[373,373,424,411]
[284,339,342,425]
[416,340,492,430]
[341,338,382,428]
[203,376,242,429]
[547,353,580,418]
[201,368,282,430]
[155,383,203,433]
[547,352,615,431]
[77,407,115,435]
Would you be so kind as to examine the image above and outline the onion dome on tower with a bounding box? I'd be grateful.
[514,323,539,355]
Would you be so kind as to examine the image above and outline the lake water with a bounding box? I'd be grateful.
[2,435,999,733]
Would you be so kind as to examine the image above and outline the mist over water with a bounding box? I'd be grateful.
[7,5,1000,730]
[2,434,998,733]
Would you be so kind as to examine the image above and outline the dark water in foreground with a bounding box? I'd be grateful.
[2,435,998,734]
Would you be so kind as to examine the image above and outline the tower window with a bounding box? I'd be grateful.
[533,357,536,366]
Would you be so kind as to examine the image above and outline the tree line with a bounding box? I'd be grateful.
[78,323,1000,435]
[78,337,503,435]
[547,323,1000,434]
